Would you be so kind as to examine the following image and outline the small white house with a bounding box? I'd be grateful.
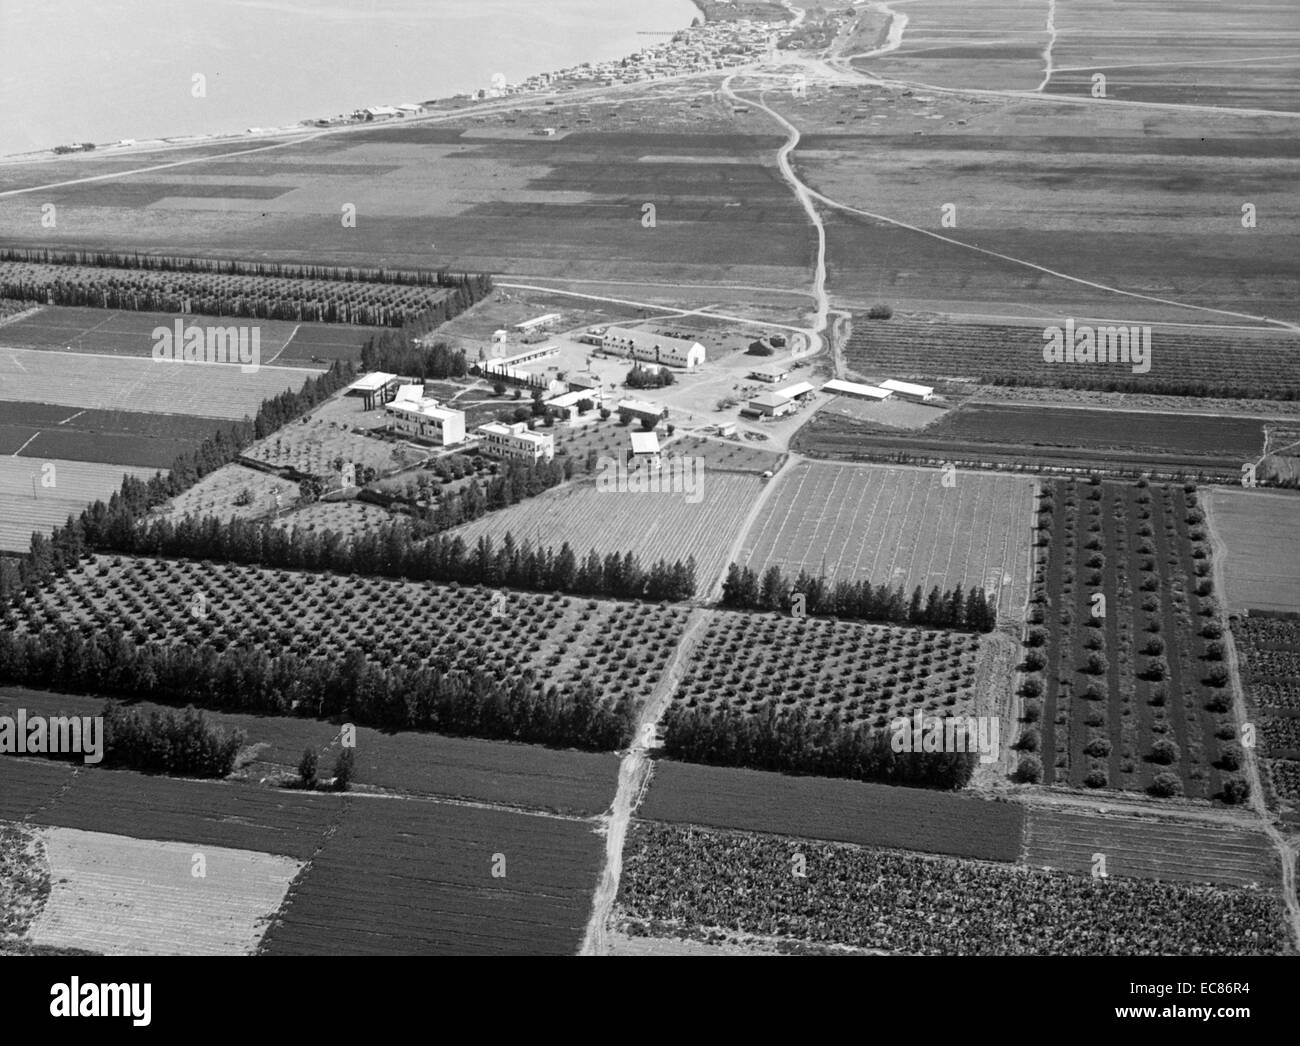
[630,430,661,470]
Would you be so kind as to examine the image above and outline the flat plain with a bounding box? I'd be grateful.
[0,457,158,553]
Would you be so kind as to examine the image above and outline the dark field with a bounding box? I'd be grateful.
[260,799,602,955]
[793,407,1263,480]
[0,305,302,359]
[639,759,1024,862]
[928,405,1267,462]
[0,401,218,468]
[0,757,337,860]
[0,688,619,817]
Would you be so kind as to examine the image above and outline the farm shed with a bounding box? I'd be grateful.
[546,388,597,421]
[776,381,815,402]
[617,399,668,425]
[748,391,796,418]
[630,431,661,469]
[880,379,934,402]
[822,379,892,401]
[346,371,401,410]
[514,313,562,332]
[750,365,790,383]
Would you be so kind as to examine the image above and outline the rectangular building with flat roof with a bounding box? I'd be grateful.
[880,378,934,402]
[385,395,466,445]
[822,379,892,401]
[476,421,555,463]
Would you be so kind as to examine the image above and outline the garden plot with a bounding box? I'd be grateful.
[243,416,422,478]
[156,463,301,523]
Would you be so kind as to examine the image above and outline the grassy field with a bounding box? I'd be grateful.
[1020,806,1278,888]
[739,462,1035,621]
[156,463,301,523]
[243,416,421,478]
[0,688,621,818]
[27,827,300,956]
[638,759,1024,861]
[0,457,158,553]
[0,400,217,469]
[260,797,602,956]
[451,472,762,591]
[0,346,321,419]
[1207,489,1300,613]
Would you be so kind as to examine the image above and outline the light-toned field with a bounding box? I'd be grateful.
[0,346,321,420]
[26,826,301,956]
[739,462,1035,620]
[272,498,401,537]
[158,463,301,523]
[244,417,422,478]
[0,457,158,552]
[451,472,763,589]
[1207,489,1300,612]
[1020,806,1278,889]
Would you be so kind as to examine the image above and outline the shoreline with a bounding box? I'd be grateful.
[2,2,792,165]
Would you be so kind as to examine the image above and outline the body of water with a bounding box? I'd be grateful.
[0,0,700,156]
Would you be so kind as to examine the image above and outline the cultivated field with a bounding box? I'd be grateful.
[259,798,603,956]
[27,827,300,956]
[0,400,217,469]
[0,346,321,419]
[7,554,689,715]
[451,472,762,591]
[639,760,1024,861]
[673,609,988,730]
[157,463,301,523]
[1231,615,1300,812]
[0,457,158,553]
[617,821,1288,955]
[0,305,300,359]
[1020,806,1278,888]
[794,406,1273,481]
[1028,479,1233,796]
[0,685,621,817]
[1207,489,1300,613]
[739,462,1034,621]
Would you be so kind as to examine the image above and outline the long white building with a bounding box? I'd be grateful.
[602,326,705,369]
[476,421,555,463]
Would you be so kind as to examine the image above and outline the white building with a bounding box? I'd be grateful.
[385,389,466,445]
[545,388,599,421]
[616,398,668,426]
[822,379,893,401]
[476,421,555,463]
[747,391,796,418]
[602,326,705,369]
[776,381,815,402]
[750,365,790,383]
[513,313,562,332]
[880,378,935,402]
[630,431,661,470]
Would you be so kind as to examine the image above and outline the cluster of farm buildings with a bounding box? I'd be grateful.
[744,367,933,418]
